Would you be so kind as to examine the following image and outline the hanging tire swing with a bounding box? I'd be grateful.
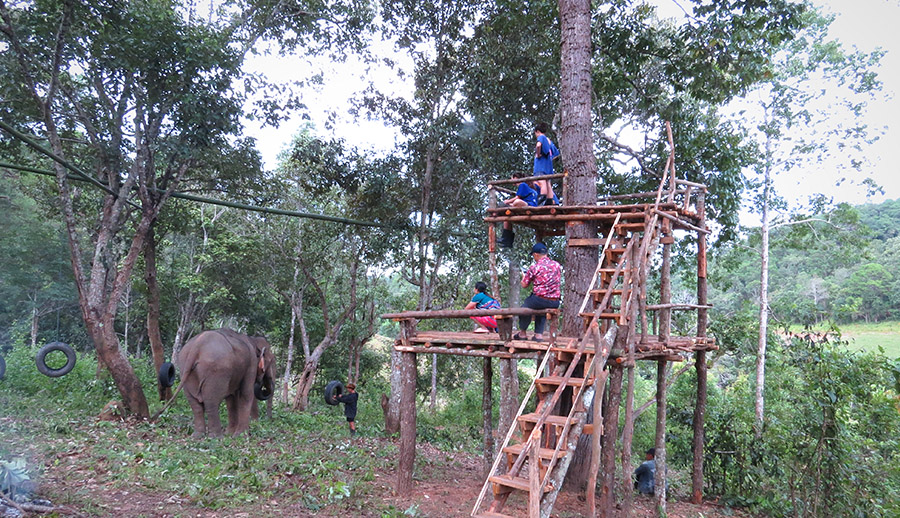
[324,380,344,405]
[35,342,77,377]
[158,362,176,388]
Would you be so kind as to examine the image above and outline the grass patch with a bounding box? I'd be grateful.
[836,321,900,358]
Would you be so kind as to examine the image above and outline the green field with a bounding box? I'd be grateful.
[835,321,900,358]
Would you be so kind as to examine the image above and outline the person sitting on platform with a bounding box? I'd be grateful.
[498,172,538,248]
[465,281,501,333]
[513,242,561,342]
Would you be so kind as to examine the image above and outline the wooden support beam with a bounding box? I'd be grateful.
[483,357,494,479]
[397,352,417,495]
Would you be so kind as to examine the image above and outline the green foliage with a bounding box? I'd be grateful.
[692,335,900,517]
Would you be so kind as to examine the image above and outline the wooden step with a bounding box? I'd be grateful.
[503,443,568,459]
[589,288,624,296]
[580,312,621,319]
[616,222,648,231]
[489,474,551,494]
[518,412,594,435]
[536,375,589,390]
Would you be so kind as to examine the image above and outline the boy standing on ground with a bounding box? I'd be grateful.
[335,383,359,435]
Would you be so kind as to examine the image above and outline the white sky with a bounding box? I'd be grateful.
[243,0,900,212]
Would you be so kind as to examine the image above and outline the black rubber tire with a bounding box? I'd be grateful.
[0,355,6,381]
[158,362,176,388]
[324,380,344,406]
[254,377,273,401]
[35,342,77,378]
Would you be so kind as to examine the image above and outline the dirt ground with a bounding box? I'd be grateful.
[22,435,751,518]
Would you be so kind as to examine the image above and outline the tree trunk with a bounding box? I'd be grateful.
[498,358,519,457]
[755,161,771,439]
[654,361,668,517]
[430,353,438,411]
[558,0,599,488]
[599,365,623,514]
[620,363,636,516]
[283,303,298,404]
[144,226,170,401]
[692,192,709,504]
[386,346,403,434]
[397,351,417,495]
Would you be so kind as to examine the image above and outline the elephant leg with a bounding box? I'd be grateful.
[205,396,226,437]
[229,394,254,436]
[225,395,239,435]
[184,391,207,439]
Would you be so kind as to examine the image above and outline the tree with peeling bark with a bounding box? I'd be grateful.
[741,9,882,438]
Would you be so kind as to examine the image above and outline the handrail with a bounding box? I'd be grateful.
[488,172,567,186]
[578,212,622,316]
[470,337,559,516]
[499,239,633,493]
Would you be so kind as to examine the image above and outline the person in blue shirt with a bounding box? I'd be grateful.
[634,448,661,495]
[465,281,501,333]
[498,172,538,248]
[533,122,561,206]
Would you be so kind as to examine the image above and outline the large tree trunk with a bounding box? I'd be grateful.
[558,0,600,489]
[144,226,170,401]
[385,346,403,434]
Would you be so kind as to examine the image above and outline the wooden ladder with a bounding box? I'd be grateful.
[472,217,643,518]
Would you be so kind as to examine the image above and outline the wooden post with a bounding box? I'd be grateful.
[586,327,605,518]
[489,187,500,298]
[397,351,417,495]
[483,357,494,478]
[529,429,542,518]
[498,359,518,456]
[692,191,709,504]
[599,364,623,515]
[654,360,668,517]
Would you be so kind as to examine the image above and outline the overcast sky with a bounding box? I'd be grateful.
[244,0,900,212]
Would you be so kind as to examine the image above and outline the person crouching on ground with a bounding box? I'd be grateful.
[498,172,538,248]
[335,383,359,436]
[466,281,501,333]
[514,242,561,342]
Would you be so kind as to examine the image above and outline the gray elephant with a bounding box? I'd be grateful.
[177,328,276,438]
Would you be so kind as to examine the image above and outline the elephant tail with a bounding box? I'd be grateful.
[151,350,201,422]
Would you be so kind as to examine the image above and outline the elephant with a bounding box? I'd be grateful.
[177,328,276,438]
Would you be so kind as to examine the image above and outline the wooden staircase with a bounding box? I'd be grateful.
[472,213,662,518]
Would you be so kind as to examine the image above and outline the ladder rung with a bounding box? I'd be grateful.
[536,375,589,389]
[589,288,624,295]
[517,413,595,435]
[474,513,516,518]
[580,312,621,319]
[489,474,551,493]
[503,443,568,459]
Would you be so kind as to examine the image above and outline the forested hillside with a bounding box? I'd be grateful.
[710,199,900,327]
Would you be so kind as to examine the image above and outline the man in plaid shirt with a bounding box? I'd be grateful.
[514,242,561,341]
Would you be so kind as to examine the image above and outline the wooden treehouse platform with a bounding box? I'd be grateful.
[383,145,714,517]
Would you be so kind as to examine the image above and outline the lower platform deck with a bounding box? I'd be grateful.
[394,330,717,361]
